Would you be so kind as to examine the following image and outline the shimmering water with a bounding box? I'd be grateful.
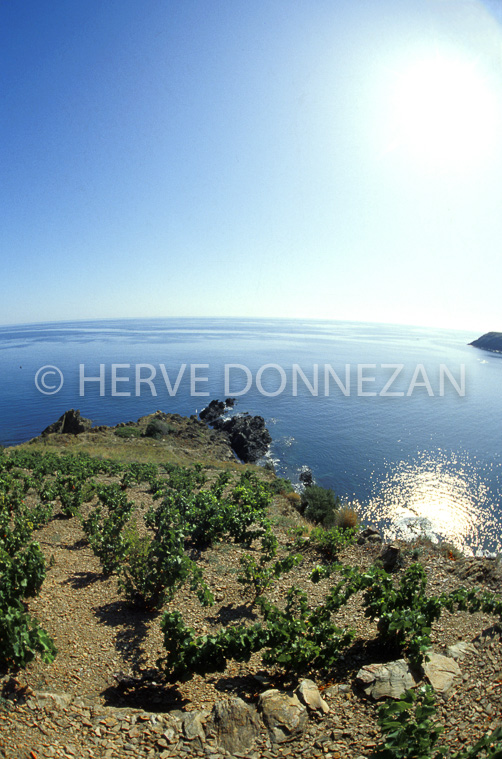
[0,317,500,554]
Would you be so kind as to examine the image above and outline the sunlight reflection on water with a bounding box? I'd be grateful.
[362,451,501,556]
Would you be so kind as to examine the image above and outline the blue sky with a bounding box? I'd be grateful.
[2,0,502,331]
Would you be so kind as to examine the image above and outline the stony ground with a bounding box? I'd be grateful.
[1,441,502,759]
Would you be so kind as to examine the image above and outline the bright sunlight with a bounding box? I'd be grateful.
[389,53,499,171]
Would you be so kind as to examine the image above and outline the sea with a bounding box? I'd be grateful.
[0,317,500,556]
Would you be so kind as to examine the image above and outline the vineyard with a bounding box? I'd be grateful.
[0,439,502,759]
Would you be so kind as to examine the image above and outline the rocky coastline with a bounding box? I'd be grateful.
[36,401,272,466]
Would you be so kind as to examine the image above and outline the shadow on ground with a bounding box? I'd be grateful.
[94,599,158,672]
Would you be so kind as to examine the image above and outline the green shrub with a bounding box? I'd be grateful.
[0,602,57,670]
[308,525,358,557]
[115,426,142,439]
[374,685,502,759]
[362,563,444,669]
[266,477,295,495]
[301,485,341,526]
[144,420,175,440]
[238,531,302,599]
[374,685,446,759]
[56,475,94,518]
[0,542,56,670]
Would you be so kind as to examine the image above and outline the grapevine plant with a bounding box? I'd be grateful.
[373,686,502,759]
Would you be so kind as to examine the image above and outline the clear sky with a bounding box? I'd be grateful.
[2,0,502,331]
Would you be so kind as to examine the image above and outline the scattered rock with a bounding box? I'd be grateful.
[42,409,93,436]
[446,641,477,661]
[357,527,382,545]
[258,689,308,743]
[209,697,261,753]
[31,691,74,709]
[356,660,418,700]
[377,543,402,572]
[453,556,502,589]
[296,680,329,714]
[423,653,461,697]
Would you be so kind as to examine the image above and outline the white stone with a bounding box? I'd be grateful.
[297,679,330,714]
[423,653,460,697]
[356,659,418,700]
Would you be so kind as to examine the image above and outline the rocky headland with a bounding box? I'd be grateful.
[35,402,272,466]
[469,331,502,353]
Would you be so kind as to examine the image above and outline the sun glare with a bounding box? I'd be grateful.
[388,54,499,170]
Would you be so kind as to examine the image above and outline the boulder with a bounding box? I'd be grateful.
[209,697,261,753]
[423,653,460,697]
[356,660,418,700]
[199,400,272,462]
[182,710,208,742]
[31,690,73,709]
[378,543,402,572]
[296,679,329,714]
[258,689,308,743]
[454,556,502,590]
[42,409,92,436]
[357,526,382,545]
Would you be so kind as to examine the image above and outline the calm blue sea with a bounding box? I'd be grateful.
[0,317,500,555]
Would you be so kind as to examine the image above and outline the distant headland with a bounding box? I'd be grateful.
[469,331,502,353]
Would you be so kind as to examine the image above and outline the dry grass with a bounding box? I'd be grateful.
[283,491,302,507]
[334,506,359,529]
[11,418,247,471]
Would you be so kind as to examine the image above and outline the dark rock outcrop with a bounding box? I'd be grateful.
[212,413,272,463]
[42,409,93,436]
[199,400,227,424]
[199,398,236,424]
[199,399,271,463]
[469,332,502,353]
[299,468,314,487]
